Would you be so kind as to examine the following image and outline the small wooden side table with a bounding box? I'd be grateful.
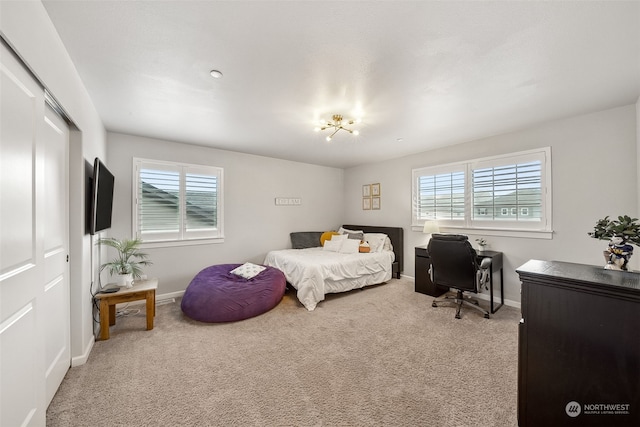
[95,278,158,340]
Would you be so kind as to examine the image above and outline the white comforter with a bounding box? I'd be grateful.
[263,247,395,311]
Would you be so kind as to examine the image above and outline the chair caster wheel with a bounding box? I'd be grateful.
[455,314,461,319]
[484,314,490,319]
[432,302,438,307]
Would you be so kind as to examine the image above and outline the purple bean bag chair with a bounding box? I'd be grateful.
[181,264,286,323]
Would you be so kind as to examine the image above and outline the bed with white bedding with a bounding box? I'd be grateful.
[263,225,404,311]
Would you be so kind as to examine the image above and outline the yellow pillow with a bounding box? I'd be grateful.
[320,231,340,246]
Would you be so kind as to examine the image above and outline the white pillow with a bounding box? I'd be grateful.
[230,262,266,279]
[383,236,393,253]
[338,226,363,236]
[323,239,343,252]
[364,233,387,253]
[330,234,348,241]
[339,238,360,254]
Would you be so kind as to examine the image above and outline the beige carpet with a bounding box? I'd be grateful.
[47,277,520,426]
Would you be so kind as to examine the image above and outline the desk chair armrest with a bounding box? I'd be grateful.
[479,257,492,269]
[477,257,492,290]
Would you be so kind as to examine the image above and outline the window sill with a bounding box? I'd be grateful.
[140,237,225,249]
[411,225,553,240]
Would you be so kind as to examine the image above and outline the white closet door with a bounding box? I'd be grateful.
[42,103,70,406]
[1,41,70,426]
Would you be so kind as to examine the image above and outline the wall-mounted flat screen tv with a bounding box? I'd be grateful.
[90,157,115,235]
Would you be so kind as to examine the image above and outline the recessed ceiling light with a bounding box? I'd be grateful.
[210,69,223,79]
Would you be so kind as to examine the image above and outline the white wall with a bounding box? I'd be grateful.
[107,132,344,295]
[2,2,637,362]
[0,1,107,365]
[344,104,638,304]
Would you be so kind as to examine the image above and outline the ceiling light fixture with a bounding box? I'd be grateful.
[314,114,360,142]
[210,69,223,79]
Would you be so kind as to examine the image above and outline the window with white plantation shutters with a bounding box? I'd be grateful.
[414,169,465,221]
[139,166,180,234]
[134,159,223,243]
[470,151,546,230]
[473,161,542,221]
[412,147,551,234]
[185,172,218,232]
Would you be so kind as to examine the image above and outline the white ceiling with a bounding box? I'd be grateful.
[42,1,640,168]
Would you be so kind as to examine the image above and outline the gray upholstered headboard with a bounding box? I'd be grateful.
[343,225,404,279]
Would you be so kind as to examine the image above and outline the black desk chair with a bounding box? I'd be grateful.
[427,234,491,319]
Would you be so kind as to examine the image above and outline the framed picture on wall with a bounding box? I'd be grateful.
[371,183,380,196]
[372,196,380,210]
[362,184,371,197]
[363,197,371,210]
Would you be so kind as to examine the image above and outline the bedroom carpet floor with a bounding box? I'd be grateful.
[47,277,520,426]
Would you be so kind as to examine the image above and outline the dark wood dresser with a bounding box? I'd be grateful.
[516,260,640,426]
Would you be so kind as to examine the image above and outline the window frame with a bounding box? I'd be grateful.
[412,147,552,239]
[132,158,224,247]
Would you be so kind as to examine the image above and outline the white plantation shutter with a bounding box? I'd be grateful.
[139,165,180,237]
[134,159,223,242]
[414,167,466,222]
[412,148,551,233]
[471,151,546,230]
[472,161,541,221]
[184,166,220,237]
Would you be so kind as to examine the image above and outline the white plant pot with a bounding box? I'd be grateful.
[115,273,133,288]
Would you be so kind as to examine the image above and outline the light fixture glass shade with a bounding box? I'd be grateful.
[422,221,440,234]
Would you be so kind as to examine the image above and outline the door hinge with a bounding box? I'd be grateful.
[66,254,69,263]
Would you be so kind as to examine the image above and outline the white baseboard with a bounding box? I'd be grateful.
[115,289,185,309]
[475,291,521,310]
[71,335,94,367]
[157,290,185,302]
[401,274,521,310]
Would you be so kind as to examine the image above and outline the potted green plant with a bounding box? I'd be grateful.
[475,237,488,252]
[97,237,152,287]
[588,215,640,271]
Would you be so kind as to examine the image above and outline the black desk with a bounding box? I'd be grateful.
[415,246,504,313]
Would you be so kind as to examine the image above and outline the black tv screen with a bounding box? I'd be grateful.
[90,157,115,235]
